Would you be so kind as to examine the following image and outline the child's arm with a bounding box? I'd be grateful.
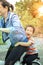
[15,37,34,47]
[15,39,34,47]
[15,42,31,47]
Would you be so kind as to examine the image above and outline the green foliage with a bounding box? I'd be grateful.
[0,32,4,45]
[0,16,2,19]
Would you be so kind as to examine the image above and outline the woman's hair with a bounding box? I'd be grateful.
[0,0,10,11]
[9,4,14,11]
[25,25,35,33]
[0,0,14,12]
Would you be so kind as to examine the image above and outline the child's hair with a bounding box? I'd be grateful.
[25,25,35,33]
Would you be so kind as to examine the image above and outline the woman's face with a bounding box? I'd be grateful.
[0,2,4,16]
[0,2,8,16]
[26,27,33,38]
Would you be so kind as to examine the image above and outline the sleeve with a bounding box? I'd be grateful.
[9,14,22,32]
[9,14,27,46]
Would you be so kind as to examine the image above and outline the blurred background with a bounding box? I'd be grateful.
[0,0,43,65]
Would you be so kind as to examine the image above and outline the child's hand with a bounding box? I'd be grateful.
[29,37,34,43]
[29,40,34,44]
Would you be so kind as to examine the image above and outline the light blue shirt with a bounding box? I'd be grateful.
[0,12,28,46]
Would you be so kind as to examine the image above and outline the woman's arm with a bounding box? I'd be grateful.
[0,28,10,33]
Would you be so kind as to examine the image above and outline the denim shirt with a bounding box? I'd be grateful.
[0,17,4,28]
[0,12,28,46]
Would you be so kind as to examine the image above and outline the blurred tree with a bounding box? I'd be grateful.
[15,0,43,35]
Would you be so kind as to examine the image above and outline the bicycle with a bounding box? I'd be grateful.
[20,53,42,65]
[14,52,42,65]
[32,56,42,65]
[20,57,41,65]
[14,57,42,65]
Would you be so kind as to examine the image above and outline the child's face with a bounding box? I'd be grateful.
[26,27,33,38]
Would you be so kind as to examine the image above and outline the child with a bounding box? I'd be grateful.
[15,25,38,65]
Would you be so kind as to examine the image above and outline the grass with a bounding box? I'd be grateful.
[0,32,4,45]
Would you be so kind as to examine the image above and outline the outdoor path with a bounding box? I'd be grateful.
[0,37,43,65]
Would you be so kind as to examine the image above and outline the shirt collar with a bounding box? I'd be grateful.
[6,11,10,21]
